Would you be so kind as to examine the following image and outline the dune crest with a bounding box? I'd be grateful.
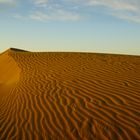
[9,48,28,52]
[0,49,140,140]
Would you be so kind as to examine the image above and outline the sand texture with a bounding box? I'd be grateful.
[0,48,140,140]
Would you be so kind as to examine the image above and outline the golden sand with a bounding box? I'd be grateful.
[0,48,140,140]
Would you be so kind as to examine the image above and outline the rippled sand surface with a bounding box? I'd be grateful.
[0,48,140,140]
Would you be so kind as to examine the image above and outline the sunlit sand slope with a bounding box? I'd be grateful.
[0,49,140,140]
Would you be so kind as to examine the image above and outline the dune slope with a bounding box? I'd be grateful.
[0,49,20,101]
[0,49,140,140]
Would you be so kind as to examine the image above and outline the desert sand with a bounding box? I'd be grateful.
[0,48,140,140]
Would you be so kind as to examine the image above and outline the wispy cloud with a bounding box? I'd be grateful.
[30,10,81,21]
[33,0,48,7]
[86,0,140,23]
[111,12,140,23]
[87,0,139,12]
[14,9,82,21]
[0,0,17,11]
[0,0,17,4]
[13,0,82,21]
[10,0,140,23]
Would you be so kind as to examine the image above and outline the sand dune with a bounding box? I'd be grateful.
[0,48,140,140]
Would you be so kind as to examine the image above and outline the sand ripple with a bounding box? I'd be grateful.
[0,49,140,140]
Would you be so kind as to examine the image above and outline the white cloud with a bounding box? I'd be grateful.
[85,0,140,23]
[0,0,16,4]
[29,9,81,21]
[87,0,139,12]
[111,12,140,23]
[33,0,48,7]
[14,8,82,22]
[11,0,140,23]
[13,0,82,21]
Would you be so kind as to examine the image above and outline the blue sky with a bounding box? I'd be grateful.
[0,0,140,55]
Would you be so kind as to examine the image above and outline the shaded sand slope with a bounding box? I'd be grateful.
[0,49,20,102]
[0,49,140,140]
